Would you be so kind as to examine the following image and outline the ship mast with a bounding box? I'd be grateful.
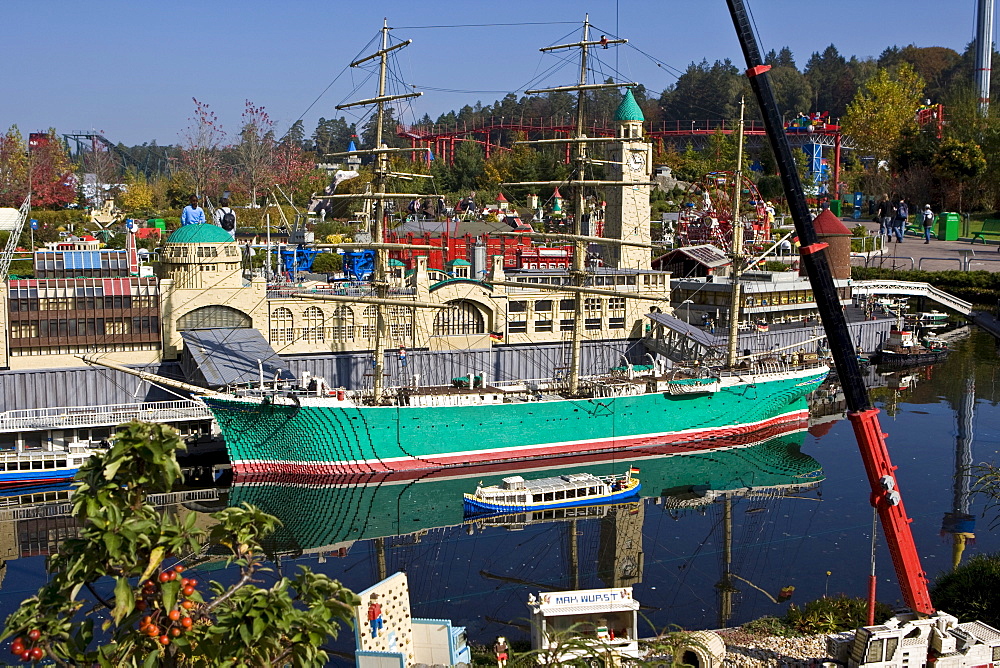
[333,20,421,402]
[725,98,746,368]
[524,17,627,395]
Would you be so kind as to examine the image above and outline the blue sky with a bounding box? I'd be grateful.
[1,0,985,146]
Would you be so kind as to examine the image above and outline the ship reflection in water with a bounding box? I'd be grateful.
[228,425,825,645]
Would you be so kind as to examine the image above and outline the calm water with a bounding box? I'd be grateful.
[2,329,999,663]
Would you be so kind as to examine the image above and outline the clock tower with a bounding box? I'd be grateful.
[604,89,652,270]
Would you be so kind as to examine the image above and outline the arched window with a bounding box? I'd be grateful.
[331,306,354,342]
[271,307,294,343]
[177,305,251,330]
[433,300,485,336]
[302,306,325,343]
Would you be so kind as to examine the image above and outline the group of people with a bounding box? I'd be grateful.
[180,195,237,238]
[405,192,479,222]
[876,194,936,244]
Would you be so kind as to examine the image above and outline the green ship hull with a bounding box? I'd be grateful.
[206,366,827,477]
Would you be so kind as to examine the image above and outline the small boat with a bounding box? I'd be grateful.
[871,329,950,368]
[463,470,640,516]
[0,442,97,486]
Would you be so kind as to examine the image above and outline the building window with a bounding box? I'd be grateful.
[584,298,602,314]
[509,300,527,313]
[560,319,575,332]
[361,306,377,339]
[178,305,251,330]
[609,317,625,329]
[560,299,575,311]
[433,300,484,336]
[534,319,553,332]
[608,297,626,311]
[387,306,413,343]
[302,306,325,342]
[585,318,602,330]
[534,299,552,313]
[271,307,294,343]
[331,306,354,342]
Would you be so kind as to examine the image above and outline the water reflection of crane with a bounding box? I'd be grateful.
[941,377,975,568]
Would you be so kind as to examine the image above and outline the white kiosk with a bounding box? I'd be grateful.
[528,587,641,663]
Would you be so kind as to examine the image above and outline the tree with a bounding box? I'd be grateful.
[27,129,77,209]
[803,45,856,117]
[932,138,986,211]
[842,63,926,165]
[0,125,29,207]
[312,117,355,157]
[236,101,276,206]
[176,98,226,200]
[118,170,154,216]
[1,421,359,667]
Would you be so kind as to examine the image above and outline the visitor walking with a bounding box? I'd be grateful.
[893,198,909,243]
[876,194,894,241]
[922,204,934,244]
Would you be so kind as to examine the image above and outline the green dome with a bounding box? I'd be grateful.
[166,224,235,244]
[614,89,645,122]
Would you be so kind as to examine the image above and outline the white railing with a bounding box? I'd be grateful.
[852,280,973,316]
[0,400,212,433]
[0,488,222,521]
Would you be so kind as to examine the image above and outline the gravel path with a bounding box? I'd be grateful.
[717,630,833,667]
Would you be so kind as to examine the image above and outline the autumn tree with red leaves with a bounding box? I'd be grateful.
[176,99,226,199]
[0,127,76,209]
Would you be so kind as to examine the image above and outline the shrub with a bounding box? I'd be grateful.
[782,596,892,635]
[929,553,1000,628]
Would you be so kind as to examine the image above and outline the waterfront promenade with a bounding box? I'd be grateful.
[852,218,1000,273]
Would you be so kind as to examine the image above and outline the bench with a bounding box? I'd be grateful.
[972,219,1000,243]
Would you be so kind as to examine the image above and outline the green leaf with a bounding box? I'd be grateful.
[102,457,122,481]
[161,578,180,613]
[111,576,134,624]
[143,650,158,668]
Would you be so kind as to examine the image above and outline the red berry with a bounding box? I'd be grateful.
[181,617,193,628]
[136,600,148,611]
[30,647,43,660]
[147,625,160,637]
[186,578,197,587]
[11,639,24,655]
[158,572,170,583]
[19,649,30,661]
[168,610,180,621]
[26,630,40,642]
[182,585,195,596]
[159,635,170,646]
[144,580,155,588]
[181,600,194,610]
[173,564,185,573]
[170,628,181,637]
[180,578,189,587]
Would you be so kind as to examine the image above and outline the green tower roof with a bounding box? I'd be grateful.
[166,224,235,244]
[614,89,645,122]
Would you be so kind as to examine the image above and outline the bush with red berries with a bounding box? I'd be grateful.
[0,421,359,666]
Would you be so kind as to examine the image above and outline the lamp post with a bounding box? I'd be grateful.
[682,299,693,324]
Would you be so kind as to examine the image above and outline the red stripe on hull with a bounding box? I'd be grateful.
[233,411,809,483]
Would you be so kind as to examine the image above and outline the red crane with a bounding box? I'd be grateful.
[725,0,934,616]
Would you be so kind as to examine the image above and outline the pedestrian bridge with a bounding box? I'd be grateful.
[851,280,973,316]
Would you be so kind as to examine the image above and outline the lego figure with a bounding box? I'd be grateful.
[368,593,383,638]
[494,636,509,667]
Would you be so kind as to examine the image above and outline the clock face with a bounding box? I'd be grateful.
[628,151,645,172]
